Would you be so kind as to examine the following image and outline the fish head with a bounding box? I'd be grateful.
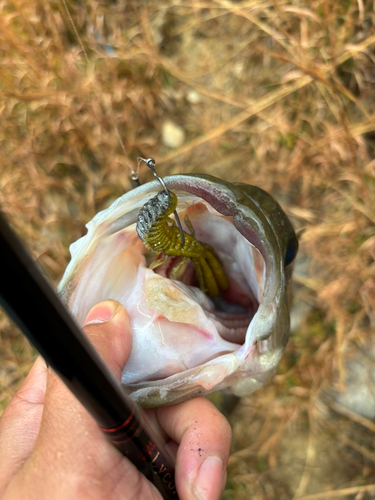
[58,174,298,407]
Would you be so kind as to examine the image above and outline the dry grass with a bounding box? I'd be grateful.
[1,0,375,497]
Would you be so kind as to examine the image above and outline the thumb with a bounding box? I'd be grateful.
[38,299,132,431]
[82,299,132,380]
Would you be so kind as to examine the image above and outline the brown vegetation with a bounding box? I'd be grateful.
[1,0,375,497]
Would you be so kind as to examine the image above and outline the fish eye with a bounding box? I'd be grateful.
[284,236,298,267]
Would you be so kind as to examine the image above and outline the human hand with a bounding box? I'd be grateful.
[0,300,231,500]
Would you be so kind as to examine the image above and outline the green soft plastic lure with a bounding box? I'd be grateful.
[136,158,229,297]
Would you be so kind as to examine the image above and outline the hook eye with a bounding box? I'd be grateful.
[137,157,169,195]
[146,158,156,169]
[137,157,155,170]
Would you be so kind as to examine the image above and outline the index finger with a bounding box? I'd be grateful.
[156,397,231,500]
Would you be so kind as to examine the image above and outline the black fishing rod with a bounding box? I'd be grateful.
[0,210,178,500]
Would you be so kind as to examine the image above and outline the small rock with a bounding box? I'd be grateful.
[328,349,375,419]
[186,89,201,104]
[162,120,185,149]
[233,61,245,77]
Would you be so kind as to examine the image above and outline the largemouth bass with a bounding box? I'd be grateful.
[58,174,298,407]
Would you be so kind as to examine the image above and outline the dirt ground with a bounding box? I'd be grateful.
[1,1,375,498]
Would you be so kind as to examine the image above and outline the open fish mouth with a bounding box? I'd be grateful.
[58,174,298,407]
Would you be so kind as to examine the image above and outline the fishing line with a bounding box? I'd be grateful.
[60,0,139,183]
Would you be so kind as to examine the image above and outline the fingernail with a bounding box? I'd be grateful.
[83,300,120,326]
[193,456,224,500]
